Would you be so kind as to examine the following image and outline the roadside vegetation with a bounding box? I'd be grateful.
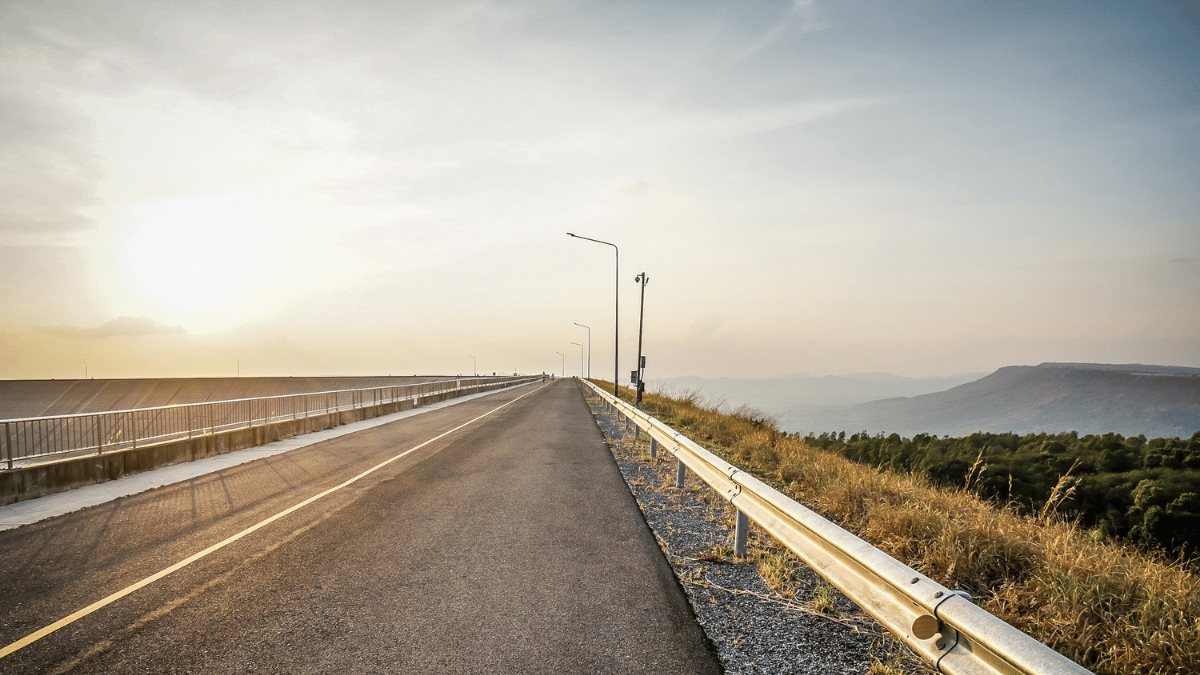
[802,428,1200,556]
[599,381,1200,675]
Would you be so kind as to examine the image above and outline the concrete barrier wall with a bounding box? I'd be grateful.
[0,379,527,506]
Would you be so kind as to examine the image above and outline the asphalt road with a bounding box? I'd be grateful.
[0,379,721,674]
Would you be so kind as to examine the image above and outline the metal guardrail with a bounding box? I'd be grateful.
[2,376,539,469]
[582,379,1093,675]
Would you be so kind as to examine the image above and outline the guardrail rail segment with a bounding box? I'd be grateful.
[581,379,1093,675]
[1,376,539,468]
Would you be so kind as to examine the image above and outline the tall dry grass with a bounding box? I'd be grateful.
[614,382,1200,675]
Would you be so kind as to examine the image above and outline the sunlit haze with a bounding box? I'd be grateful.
[2,1,1197,381]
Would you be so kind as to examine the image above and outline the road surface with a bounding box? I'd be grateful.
[0,379,720,674]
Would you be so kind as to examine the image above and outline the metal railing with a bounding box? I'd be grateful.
[2,376,539,469]
[582,379,1093,675]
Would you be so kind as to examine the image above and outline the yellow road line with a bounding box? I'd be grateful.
[0,381,547,660]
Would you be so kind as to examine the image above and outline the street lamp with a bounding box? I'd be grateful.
[634,272,649,406]
[570,342,584,379]
[573,322,591,380]
[469,355,476,376]
[555,351,565,377]
[567,233,619,398]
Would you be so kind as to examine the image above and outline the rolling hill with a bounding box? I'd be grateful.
[836,363,1200,438]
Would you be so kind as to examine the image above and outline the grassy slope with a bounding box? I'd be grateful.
[608,382,1199,675]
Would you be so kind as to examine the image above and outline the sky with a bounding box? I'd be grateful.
[1,0,1197,382]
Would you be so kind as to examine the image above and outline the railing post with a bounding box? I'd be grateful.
[650,437,658,458]
[5,422,12,469]
[131,412,138,450]
[734,510,749,557]
[675,459,686,488]
[187,406,193,439]
[95,414,103,455]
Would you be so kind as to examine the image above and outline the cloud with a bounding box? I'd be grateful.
[688,311,727,342]
[656,98,882,140]
[725,0,827,70]
[0,85,99,235]
[34,316,185,338]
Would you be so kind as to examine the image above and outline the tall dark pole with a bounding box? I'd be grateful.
[573,322,591,379]
[567,233,619,398]
[555,351,565,377]
[634,272,649,406]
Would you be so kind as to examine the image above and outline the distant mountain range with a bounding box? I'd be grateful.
[652,363,1200,439]
[649,371,986,432]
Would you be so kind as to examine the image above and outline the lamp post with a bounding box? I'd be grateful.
[567,233,619,398]
[570,342,584,379]
[555,351,565,377]
[469,355,476,377]
[573,322,591,380]
[634,272,649,406]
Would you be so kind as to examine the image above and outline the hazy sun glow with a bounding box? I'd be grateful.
[117,196,266,315]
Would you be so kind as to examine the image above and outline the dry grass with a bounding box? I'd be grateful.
[811,580,840,616]
[609,381,1200,675]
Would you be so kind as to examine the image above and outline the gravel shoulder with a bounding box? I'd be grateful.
[579,385,928,675]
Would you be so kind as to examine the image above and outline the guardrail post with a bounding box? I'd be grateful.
[650,437,657,458]
[187,406,193,439]
[5,422,12,469]
[633,424,640,440]
[675,459,686,488]
[734,510,749,557]
[95,415,103,455]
